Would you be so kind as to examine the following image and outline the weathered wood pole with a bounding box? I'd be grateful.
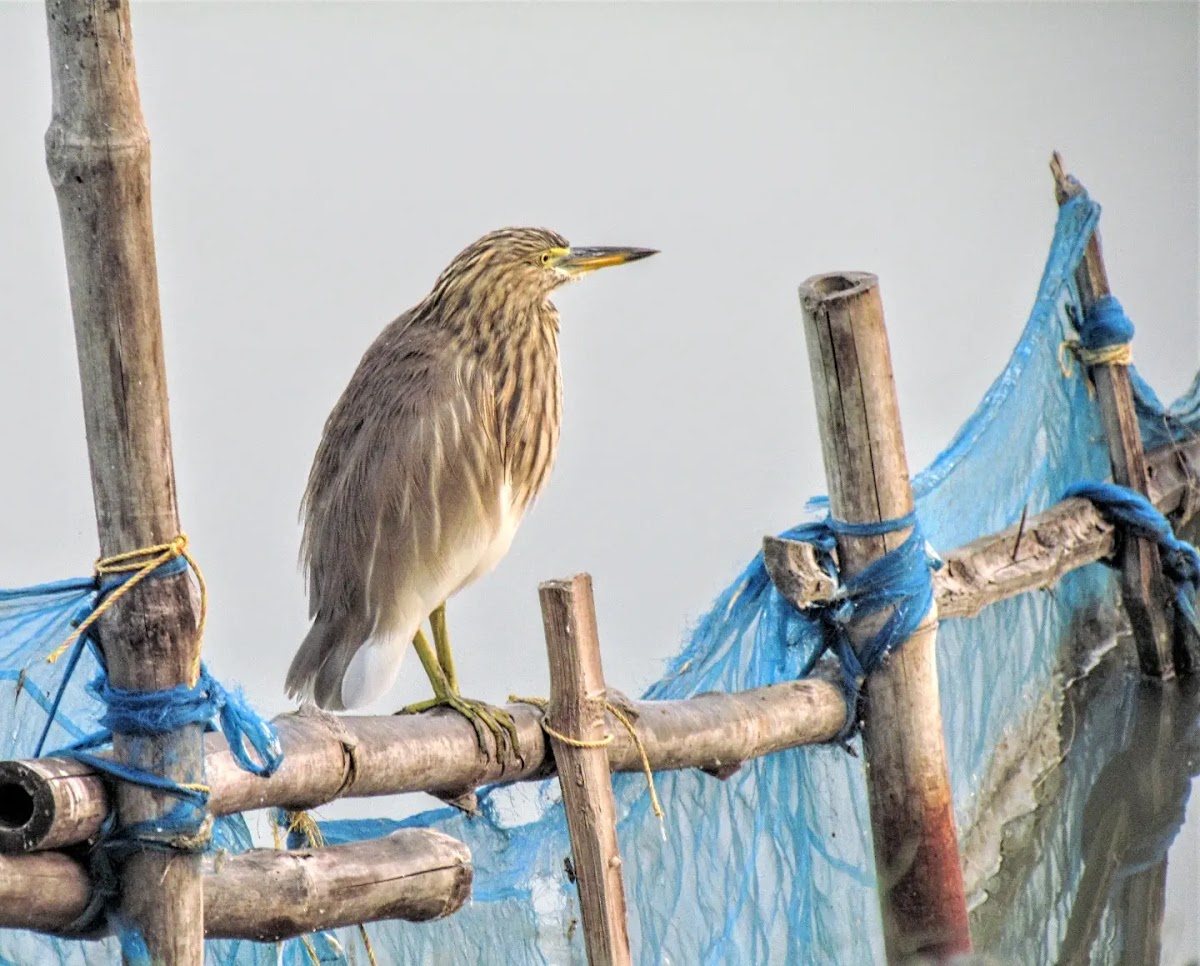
[538,575,632,966]
[0,829,473,939]
[43,1,205,961]
[1050,152,1180,679]
[799,272,972,961]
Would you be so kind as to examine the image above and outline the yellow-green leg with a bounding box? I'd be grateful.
[397,622,519,763]
[430,602,458,693]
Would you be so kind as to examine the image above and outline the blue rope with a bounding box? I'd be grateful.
[1078,294,1135,351]
[787,511,938,739]
[28,554,284,950]
[1066,480,1200,635]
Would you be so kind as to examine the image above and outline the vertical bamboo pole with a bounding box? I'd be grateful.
[43,2,205,962]
[538,574,632,966]
[1050,153,1178,679]
[799,272,971,961]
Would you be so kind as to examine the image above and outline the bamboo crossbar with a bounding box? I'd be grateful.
[0,678,848,854]
[0,828,471,940]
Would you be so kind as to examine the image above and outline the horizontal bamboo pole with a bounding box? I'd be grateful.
[765,431,1200,619]
[3,432,1195,857]
[0,678,847,854]
[0,828,470,940]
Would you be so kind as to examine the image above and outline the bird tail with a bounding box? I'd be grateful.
[285,613,369,712]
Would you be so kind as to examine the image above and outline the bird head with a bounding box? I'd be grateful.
[431,227,657,303]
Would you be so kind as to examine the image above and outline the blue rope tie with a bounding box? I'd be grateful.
[788,511,938,740]
[32,553,284,952]
[1062,293,1135,374]
[1065,480,1200,635]
[1078,294,1135,351]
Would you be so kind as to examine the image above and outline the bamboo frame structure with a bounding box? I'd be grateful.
[5,2,1196,952]
[2,432,1195,860]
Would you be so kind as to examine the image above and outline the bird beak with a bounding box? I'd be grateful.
[554,246,659,275]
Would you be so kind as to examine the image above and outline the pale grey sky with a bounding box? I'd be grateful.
[0,1,1197,958]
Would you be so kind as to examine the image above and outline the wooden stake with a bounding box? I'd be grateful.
[43,1,204,961]
[538,574,632,966]
[0,828,472,939]
[1050,152,1179,679]
[799,272,972,961]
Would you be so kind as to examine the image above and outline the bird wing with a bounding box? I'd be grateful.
[300,319,504,639]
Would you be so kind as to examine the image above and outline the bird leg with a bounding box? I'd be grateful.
[429,602,458,693]
[398,626,521,764]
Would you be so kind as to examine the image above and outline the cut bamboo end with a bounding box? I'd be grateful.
[0,828,472,940]
[0,758,108,853]
[539,573,632,966]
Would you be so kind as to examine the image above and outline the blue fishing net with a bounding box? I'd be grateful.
[0,190,1196,964]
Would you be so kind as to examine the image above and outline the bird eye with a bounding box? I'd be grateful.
[540,252,552,265]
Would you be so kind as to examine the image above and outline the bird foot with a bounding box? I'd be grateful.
[397,693,521,766]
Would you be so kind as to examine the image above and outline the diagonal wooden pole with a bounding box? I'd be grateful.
[43,1,205,961]
[799,272,971,962]
[1050,152,1181,679]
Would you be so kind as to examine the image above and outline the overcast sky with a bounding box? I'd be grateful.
[0,1,1197,957]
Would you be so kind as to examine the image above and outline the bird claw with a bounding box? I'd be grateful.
[397,694,522,767]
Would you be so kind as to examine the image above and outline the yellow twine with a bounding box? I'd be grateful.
[272,808,326,849]
[45,534,207,679]
[358,925,379,966]
[1058,338,1133,382]
[300,935,320,966]
[509,695,665,822]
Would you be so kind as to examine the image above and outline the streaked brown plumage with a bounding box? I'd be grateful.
[285,227,655,748]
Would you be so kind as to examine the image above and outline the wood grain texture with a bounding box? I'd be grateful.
[1051,153,1178,679]
[0,676,849,854]
[800,272,972,962]
[42,1,205,960]
[0,851,93,933]
[539,575,631,966]
[0,829,471,940]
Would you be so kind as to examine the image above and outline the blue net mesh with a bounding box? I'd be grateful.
[1,190,1197,964]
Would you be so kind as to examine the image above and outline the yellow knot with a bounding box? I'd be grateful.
[45,534,207,677]
[510,694,665,822]
[1059,338,1133,385]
